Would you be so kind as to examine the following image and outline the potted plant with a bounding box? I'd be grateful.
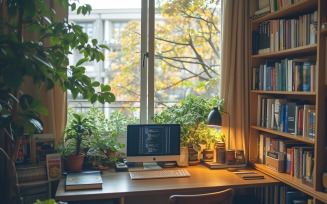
[57,112,96,172]
[196,124,225,161]
[152,94,224,164]
[86,108,138,168]
[0,1,115,203]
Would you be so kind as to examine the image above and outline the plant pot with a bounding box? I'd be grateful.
[188,147,200,165]
[177,147,188,167]
[65,154,84,173]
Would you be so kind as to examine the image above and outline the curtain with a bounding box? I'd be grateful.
[19,0,68,144]
[221,0,250,157]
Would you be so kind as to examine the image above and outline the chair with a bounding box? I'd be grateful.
[168,188,234,204]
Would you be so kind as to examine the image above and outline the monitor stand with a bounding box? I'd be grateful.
[143,162,162,170]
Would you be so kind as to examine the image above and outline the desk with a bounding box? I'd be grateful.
[55,165,280,204]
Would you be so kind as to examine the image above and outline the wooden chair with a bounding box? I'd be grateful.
[168,188,235,204]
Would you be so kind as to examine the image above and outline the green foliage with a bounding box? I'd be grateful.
[152,94,224,150]
[0,1,115,203]
[61,107,138,164]
[0,0,115,140]
[64,112,96,156]
[34,199,66,204]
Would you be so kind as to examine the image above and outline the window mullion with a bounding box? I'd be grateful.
[140,0,148,123]
[147,0,155,123]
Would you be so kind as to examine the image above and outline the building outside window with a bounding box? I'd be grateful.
[68,0,222,122]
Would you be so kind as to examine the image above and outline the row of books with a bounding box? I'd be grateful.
[258,133,315,187]
[16,133,56,164]
[257,95,316,139]
[253,184,312,204]
[270,0,308,14]
[252,0,271,19]
[16,153,61,184]
[252,11,317,54]
[252,0,305,19]
[252,59,316,92]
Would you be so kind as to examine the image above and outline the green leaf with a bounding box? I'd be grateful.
[33,55,54,69]
[91,39,98,46]
[92,81,100,87]
[90,94,97,104]
[71,3,76,11]
[76,58,89,67]
[19,95,34,111]
[101,84,111,92]
[99,44,110,50]
[2,60,24,89]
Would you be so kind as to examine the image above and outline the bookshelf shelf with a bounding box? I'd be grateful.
[249,163,316,197]
[249,0,327,203]
[251,44,317,60]
[251,90,316,96]
[251,125,315,144]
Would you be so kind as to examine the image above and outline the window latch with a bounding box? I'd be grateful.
[142,52,149,68]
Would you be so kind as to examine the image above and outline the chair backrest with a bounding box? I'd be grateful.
[168,188,234,204]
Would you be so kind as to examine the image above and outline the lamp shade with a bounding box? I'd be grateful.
[207,107,222,127]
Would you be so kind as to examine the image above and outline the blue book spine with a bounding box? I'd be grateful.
[302,62,311,92]
[285,103,289,133]
[280,105,285,132]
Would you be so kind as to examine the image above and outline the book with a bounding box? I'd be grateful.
[295,106,304,135]
[258,134,265,163]
[31,139,55,163]
[302,61,311,92]
[201,161,246,170]
[302,105,316,138]
[16,134,30,164]
[65,172,103,191]
[16,164,47,184]
[46,153,62,181]
[257,95,270,126]
[236,173,265,180]
[285,191,306,204]
[285,102,296,134]
[274,98,286,131]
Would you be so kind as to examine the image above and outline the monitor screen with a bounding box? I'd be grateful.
[126,124,181,163]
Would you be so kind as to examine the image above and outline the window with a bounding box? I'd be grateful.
[68,0,222,123]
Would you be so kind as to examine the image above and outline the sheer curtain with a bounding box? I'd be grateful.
[221,0,250,157]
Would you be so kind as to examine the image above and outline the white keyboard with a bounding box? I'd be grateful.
[129,169,190,180]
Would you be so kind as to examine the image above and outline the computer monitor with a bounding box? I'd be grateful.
[126,124,181,163]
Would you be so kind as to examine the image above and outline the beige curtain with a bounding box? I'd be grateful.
[21,0,68,144]
[221,1,250,157]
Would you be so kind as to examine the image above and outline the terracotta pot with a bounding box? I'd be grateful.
[65,154,84,173]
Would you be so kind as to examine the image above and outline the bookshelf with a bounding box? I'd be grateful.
[249,0,327,203]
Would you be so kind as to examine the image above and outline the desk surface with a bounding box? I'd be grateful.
[55,165,280,203]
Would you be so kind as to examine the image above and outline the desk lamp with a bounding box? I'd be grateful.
[207,107,230,149]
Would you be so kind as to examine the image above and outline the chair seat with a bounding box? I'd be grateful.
[168,188,235,204]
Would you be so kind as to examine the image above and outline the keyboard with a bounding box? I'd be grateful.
[129,169,190,180]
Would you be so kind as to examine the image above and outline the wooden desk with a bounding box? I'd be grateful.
[55,165,280,204]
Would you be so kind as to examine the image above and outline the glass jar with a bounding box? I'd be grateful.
[226,149,235,165]
[215,142,226,164]
[235,149,245,164]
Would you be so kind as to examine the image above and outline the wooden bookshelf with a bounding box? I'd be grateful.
[249,0,327,203]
